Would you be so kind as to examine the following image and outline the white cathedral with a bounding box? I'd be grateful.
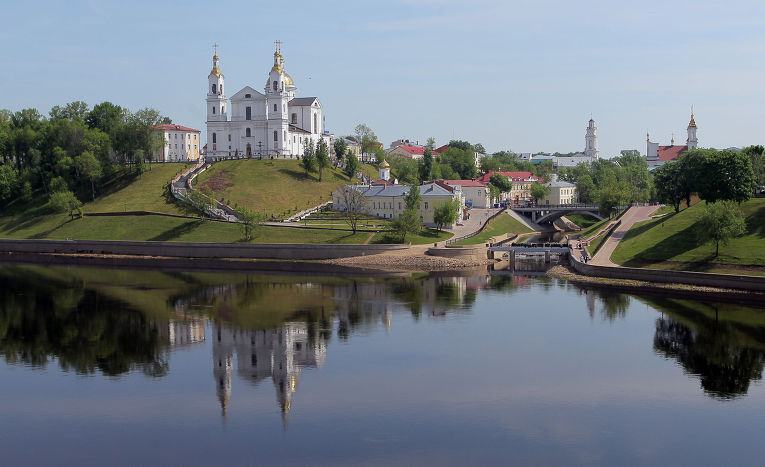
[205,43,331,159]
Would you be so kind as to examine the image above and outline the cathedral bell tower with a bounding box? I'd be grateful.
[584,118,599,159]
[686,107,698,150]
[265,41,290,155]
[207,45,227,123]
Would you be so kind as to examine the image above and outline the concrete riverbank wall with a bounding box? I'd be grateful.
[568,252,765,292]
[0,239,409,261]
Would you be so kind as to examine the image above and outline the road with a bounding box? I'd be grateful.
[589,205,657,266]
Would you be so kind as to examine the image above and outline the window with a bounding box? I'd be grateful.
[212,133,216,144]
[222,105,225,113]
[283,131,286,141]
[245,93,251,98]
[273,81,277,91]
[212,106,215,114]
[291,113,297,124]
[246,106,251,120]
[273,131,278,142]
[313,114,317,133]
[212,84,216,94]
[227,134,231,142]
[273,104,277,112]
[220,85,223,94]
[283,104,286,113]
[246,128,251,137]
[425,202,428,209]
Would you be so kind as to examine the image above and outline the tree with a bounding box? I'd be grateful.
[425,137,436,150]
[653,162,683,212]
[530,181,550,203]
[405,183,422,210]
[433,198,461,231]
[597,177,629,217]
[575,173,596,204]
[49,190,82,219]
[301,139,316,176]
[474,143,486,154]
[74,151,101,201]
[419,148,433,182]
[354,123,378,154]
[344,152,360,179]
[0,164,19,204]
[534,160,554,181]
[337,186,368,233]
[698,149,757,204]
[697,200,747,257]
[333,138,347,164]
[186,189,213,216]
[391,209,421,242]
[743,145,764,190]
[489,173,512,193]
[315,139,329,181]
[234,206,265,241]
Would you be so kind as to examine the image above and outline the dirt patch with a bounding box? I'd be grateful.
[200,170,234,193]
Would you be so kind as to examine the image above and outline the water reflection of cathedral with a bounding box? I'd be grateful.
[212,322,326,422]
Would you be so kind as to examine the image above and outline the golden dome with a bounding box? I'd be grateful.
[284,72,294,86]
[688,113,697,128]
[210,66,223,78]
[380,160,390,169]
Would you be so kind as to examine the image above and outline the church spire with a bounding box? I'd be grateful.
[210,43,223,78]
[686,106,698,149]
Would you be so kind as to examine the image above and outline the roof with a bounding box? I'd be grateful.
[288,97,318,106]
[155,124,200,133]
[545,180,576,188]
[288,124,311,134]
[657,145,688,161]
[391,145,426,156]
[419,183,455,197]
[441,179,488,188]
[434,145,449,154]
[475,171,538,182]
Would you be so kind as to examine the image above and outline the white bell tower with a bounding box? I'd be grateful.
[584,118,599,159]
[686,107,698,150]
[207,44,227,123]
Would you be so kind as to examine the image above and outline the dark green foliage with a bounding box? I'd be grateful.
[696,200,747,256]
[391,208,421,242]
[433,198,461,231]
[489,173,512,193]
[333,138,347,163]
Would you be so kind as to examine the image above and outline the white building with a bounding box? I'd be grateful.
[153,124,201,162]
[205,43,331,159]
[584,118,599,159]
[543,180,577,204]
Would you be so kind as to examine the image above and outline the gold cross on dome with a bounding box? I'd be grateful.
[213,43,218,55]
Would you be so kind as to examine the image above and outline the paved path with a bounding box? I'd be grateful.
[589,205,657,266]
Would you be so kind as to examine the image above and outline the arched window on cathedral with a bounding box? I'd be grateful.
[220,85,223,94]
[246,107,251,120]
[273,131,278,142]
[291,113,297,124]
[245,93,251,98]
[273,104,277,112]
[222,105,225,113]
[246,128,251,137]
[212,106,215,114]
[273,81,277,91]
[212,133,216,144]
[211,83,216,94]
[313,114,317,134]
[284,131,287,142]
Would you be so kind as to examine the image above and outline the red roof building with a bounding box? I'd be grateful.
[387,145,426,159]
[154,124,202,162]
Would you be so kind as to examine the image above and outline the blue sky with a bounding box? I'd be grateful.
[2,0,763,157]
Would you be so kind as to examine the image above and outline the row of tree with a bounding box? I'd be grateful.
[653,148,758,212]
[0,101,170,206]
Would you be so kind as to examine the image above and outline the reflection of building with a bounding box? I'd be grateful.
[163,319,206,346]
[212,322,326,422]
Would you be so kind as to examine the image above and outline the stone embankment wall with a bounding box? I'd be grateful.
[0,239,409,261]
[568,252,765,292]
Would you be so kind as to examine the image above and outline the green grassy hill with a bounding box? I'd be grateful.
[611,198,765,273]
[195,159,378,219]
[452,213,534,246]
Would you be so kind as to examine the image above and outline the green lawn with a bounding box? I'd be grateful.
[372,228,452,245]
[0,214,376,244]
[565,213,599,229]
[86,163,192,214]
[611,198,765,270]
[577,218,611,240]
[195,159,365,220]
[451,213,534,246]
[587,231,608,256]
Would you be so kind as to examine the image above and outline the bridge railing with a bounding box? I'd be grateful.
[511,203,600,210]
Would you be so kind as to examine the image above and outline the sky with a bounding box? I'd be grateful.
[2,0,764,157]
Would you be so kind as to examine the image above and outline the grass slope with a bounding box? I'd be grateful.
[195,159,366,220]
[611,198,765,272]
[452,212,533,246]
[86,163,191,214]
[565,213,599,229]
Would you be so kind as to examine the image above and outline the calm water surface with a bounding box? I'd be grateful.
[1,263,765,466]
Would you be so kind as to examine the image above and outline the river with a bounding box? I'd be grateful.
[1,263,764,465]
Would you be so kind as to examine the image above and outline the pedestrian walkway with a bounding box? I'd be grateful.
[589,205,657,266]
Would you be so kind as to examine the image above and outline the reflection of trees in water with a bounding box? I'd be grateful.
[579,288,630,321]
[0,273,169,377]
[654,315,765,400]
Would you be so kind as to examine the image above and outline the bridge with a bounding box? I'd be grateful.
[489,244,570,262]
[510,203,603,224]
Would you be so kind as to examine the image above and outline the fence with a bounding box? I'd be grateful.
[445,208,506,246]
